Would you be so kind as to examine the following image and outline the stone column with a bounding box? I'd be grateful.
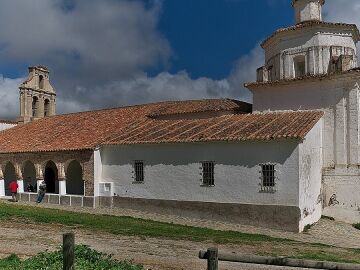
[58,163,66,195]
[35,164,44,192]
[0,167,4,197]
[36,94,44,118]
[50,95,56,116]
[15,164,24,193]
[20,90,24,117]
[27,90,33,118]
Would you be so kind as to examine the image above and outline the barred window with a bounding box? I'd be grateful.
[202,161,215,186]
[260,164,276,193]
[134,161,144,182]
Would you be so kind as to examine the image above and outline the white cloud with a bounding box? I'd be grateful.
[0,0,263,118]
[0,76,23,119]
[3,0,356,120]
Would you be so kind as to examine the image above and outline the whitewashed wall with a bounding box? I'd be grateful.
[250,74,360,168]
[98,141,301,206]
[298,119,323,230]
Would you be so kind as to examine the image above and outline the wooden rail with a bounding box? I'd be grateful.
[199,248,360,270]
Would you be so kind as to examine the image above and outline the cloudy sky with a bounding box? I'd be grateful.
[0,0,359,119]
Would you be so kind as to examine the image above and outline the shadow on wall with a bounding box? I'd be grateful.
[100,141,299,167]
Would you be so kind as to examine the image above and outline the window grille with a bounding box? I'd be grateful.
[202,161,215,186]
[134,161,144,182]
[260,164,276,193]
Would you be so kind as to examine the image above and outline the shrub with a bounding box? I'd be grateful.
[0,245,143,270]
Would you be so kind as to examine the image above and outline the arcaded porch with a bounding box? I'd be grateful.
[0,150,94,198]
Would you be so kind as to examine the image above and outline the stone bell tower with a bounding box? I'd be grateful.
[17,66,56,124]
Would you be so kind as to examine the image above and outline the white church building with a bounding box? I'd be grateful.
[0,0,358,232]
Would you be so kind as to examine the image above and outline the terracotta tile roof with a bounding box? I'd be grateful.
[245,67,360,88]
[147,99,251,117]
[261,21,360,48]
[0,99,251,154]
[104,111,323,146]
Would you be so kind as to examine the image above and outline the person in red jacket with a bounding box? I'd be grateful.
[9,180,18,202]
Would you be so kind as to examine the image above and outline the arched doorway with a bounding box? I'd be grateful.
[23,161,36,192]
[4,162,16,196]
[66,160,84,195]
[44,161,58,194]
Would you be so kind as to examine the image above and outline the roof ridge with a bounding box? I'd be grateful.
[32,98,246,120]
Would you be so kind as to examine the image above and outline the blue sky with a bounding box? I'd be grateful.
[0,0,357,119]
[157,0,292,79]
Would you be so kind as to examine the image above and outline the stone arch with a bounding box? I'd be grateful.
[65,160,84,195]
[44,160,58,194]
[4,162,16,196]
[22,161,37,192]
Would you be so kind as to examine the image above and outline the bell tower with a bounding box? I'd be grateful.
[18,66,56,124]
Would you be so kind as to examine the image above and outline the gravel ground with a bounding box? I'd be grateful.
[1,200,360,270]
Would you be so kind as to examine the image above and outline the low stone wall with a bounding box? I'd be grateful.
[103,197,301,232]
[19,192,96,208]
[18,193,301,232]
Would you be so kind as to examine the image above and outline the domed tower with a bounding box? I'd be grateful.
[255,0,359,83]
[18,66,56,124]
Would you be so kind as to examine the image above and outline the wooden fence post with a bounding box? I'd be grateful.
[207,247,218,270]
[63,233,75,270]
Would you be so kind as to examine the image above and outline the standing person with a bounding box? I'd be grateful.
[37,180,47,203]
[9,180,18,202]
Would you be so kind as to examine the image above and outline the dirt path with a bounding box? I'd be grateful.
[0,219,314,270]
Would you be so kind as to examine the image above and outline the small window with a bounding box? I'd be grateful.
[134,161,144,182]
[202,161,215,186]
[260,164,276,193]
[294,55,306,78]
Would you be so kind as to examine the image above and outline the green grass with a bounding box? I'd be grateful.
[0,202,290,245]
[3,202,360,265]
[353,223,360,230]
[0,245,143,270]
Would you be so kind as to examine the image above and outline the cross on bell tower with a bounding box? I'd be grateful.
[18,66,56,124]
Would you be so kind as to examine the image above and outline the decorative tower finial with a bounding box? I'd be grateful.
[17,66,56,124]
[292,0,325,24]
